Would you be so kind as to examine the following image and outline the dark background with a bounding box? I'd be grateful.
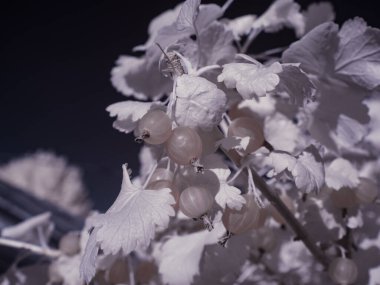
[0,0,377,211]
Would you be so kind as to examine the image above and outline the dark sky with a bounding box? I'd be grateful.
[0,0,378,210]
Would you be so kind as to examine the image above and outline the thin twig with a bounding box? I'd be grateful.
[127,255,136,285]
[0,237,60,259]
[241,28,262,53]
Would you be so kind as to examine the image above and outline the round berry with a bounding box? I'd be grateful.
[108,259,129,284]
[328,257,358,285]
[227,117,265,154]
[135,109,172,145]
[222,194,260,234]
[166,127,202,165]
[331,187,358,209]
[59,232,81,256]
[355,177,378,204]
[179,186,213,218]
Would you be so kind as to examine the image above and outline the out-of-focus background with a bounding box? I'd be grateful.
[0,0,377,211]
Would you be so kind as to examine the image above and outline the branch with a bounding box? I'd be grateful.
[0,237,60,259]
[217,119,330,268]
[249,169,330,268]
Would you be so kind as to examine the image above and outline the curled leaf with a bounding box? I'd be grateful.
[174,75,227,131]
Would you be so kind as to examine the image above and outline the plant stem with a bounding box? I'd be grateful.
[249,169,330,268]
[241,28,261,53]
[217,122,330,268]
[127,255,136,285]
[0,237,60,258]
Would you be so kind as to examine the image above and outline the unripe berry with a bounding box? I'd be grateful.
[135,261,158,284]
[166,127,202,165]
[179,186,213,218]
[331,187,358,209]
[227,117,265,154]
[222,194,260,234]
[355,177,378,204]
[135,109,172,145]
[108,259,129,284]
[328,257,358,285]
[59,232,81,256]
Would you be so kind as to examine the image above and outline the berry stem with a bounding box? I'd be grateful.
[199,214,213,231]
[134,130,149,144]
[127,255,136,285]
[241,28,262,53]
[218,231,232,247]
[143,163,158,189]
[190,158,204,174]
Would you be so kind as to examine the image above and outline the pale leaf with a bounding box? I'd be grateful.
[269,146,324,193]
[268,151,296,174]
[335,17,380,90]
[365,97,380,149]
[154,217,225,285]
[252,0,305,37]
[207,167,246,210]
[274,64,315,106]
[80,229,98,283]
[282,22,339,76]
[331,114,368,151]
[303,2,335,35]
[292,147,325,193]
[216,136,250,155]
[80,164,175,282]
[151,1,224,65]
[215,183,246,210]
[175,0,200,33]
[134,4,182,51]
[197,22,236,66]
[308,79,370,152]
[325,158,359,190]
[347,210,363,229]
[233,97,276,119]
[264,112,302,153]
[106,101,154,134]
[218,59,282,99]
[283,18,380,90]
[227,15,256,40]
[51,255,83,285]
[171,21,236,69]
[111,56,171,100]
[194,3,224,33]
[174,75,227,131]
